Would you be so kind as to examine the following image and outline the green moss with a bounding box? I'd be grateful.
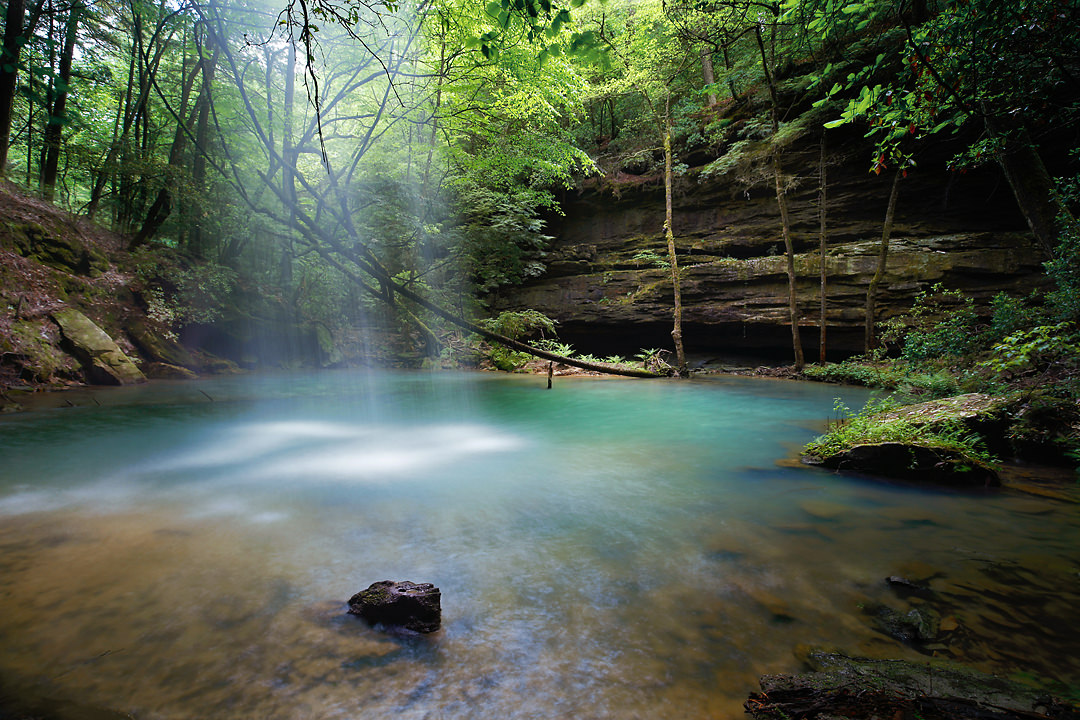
[8,318,78,383]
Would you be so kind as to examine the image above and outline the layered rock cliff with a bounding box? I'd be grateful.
[497,136,1048,360]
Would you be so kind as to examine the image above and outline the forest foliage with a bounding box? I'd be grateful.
[0,0,1077,374]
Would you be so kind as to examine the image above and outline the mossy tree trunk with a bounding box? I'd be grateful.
[663,102,687,375]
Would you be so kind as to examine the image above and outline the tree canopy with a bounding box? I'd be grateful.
[0,0,1077,369]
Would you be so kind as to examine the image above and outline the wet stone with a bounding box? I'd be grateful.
[347,580,441,634]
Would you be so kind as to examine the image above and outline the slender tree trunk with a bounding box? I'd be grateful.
[722,46,738,102]
[663,102,686,375]
[189,31,216,255]
[41,0,81,201]
[0,0,27,174]
[37,0,56,189]
[818,134,828,364]
[279,39,297,282]
[701,47,718,107]
[88,13,177,219]
[865,169,902,351]
[756,26,804,370]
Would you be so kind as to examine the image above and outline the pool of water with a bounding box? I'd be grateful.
[1,371,1077,719]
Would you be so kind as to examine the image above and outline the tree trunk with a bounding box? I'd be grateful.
[722,46,738,102]
[992,125,1066,259]
[700,47,718,107]
[41,0,81,201]
[278,39,297,280]
[664,103,687,375]
[865,169,902,351]
[757,26,804,371]
[0,0,27,175]
[130,42,206,250]
[188,54,215,254]
[88,12,177,219]
[316,241,665,378]
[818,134,828,364]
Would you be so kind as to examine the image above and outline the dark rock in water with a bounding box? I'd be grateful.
[885,575,935,598]
[748,649,1080,720]
[820,442,1000,486]
[865,601,941,644]
[348,580,441,633]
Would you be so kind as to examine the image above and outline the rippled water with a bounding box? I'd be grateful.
[1,371,1077,719]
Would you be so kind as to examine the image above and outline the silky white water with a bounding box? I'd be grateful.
[1,371,1077,718]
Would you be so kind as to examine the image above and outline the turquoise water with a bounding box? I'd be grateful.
[0,371,1077,719]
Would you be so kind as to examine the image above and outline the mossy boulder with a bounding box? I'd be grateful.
[806,394,1004,486]
[2,318,80,383]
[144,362,199,380]
[51,308,146,386]
[127,318,198,369]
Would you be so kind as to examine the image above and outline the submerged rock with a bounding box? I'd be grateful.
[821,442,1000,486]
[865,601,941,644]
[748,650,1080,720]
[348,580,441,634]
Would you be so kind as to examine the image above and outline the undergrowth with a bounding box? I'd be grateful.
[805,397,998,469]
[802,357,959,400]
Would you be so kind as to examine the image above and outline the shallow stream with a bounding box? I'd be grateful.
[1,371,1077,718]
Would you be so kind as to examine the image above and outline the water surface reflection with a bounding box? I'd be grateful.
[1,371,1077,718]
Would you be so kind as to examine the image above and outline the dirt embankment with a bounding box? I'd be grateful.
[0,183,232,408]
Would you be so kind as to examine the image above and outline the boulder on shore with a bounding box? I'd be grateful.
[805,393,1005,486]
[51,308,146,386]
[347,580,441,634]
[819,441,1000,486]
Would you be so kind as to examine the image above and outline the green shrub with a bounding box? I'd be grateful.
[979,322,1080,379]
[535,339,574,356]
[986,292,1045,344]
[631,250,670,270]
[803,359,959,399]
[1045,173,1080,322]
[479,309,557,341]
[132,247,237,329]
[884,284,980,361]
[489,346,532,372]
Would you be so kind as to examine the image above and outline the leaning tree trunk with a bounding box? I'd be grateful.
[663,107,687,375]
[865,169,902,351]
[992,124,1066,259]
